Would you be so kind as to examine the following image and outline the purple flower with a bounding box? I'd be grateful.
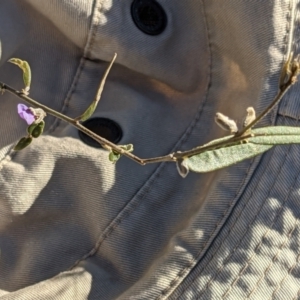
[17,104,35,125]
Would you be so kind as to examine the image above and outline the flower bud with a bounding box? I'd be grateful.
[215,112,238,134]
[29,107,47,124]
[243,107,256,127]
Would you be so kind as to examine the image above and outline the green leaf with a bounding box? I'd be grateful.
[27,123,38,135]
[31,121,45,138]
[76,53,117,122]
[182,143,273,173]
[108,151,121,164]
[14,136,33,151]
[8,58,31,92]
[202,135,233,147]
[78,101,97,123]
[250,126,300,144]
[182,126,300,174]
[107,144,133,164]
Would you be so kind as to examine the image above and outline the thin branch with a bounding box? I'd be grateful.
[0,54,299,165]
[236,56,300,137]
[1,83,147,165]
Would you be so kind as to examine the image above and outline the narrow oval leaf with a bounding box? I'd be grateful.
[78,102,97,122]
[31,121,45,138]
[252,126,300,136]
[14,136,33,151]
[27,123,38,135]
[183,143,272,173]
[250,135,300,145]
[251,126,300,145]
[8,58,31,91]
[76,53,117,122]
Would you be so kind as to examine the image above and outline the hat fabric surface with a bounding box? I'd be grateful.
[0,1,299,299]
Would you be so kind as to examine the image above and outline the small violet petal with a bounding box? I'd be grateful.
[17,103,28,114]
[17,103,35,125]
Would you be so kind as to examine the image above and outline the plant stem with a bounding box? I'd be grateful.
[0,55,298,165]
[235,57,300,137]
[0,83,147,165]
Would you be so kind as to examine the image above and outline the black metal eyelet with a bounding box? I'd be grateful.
[131,0,167,35]
[78,118,122,148]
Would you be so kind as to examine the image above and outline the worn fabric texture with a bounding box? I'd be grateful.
[0,0,300,299]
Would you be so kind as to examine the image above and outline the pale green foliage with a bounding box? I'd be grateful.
[182,143,272,173]
[182,126,300,174]
[5,54,300,177]
[109,151,121,163]
[120,144,134,152]
[108,144,134,164]
[250,126,300,144]
[8,58,31,93]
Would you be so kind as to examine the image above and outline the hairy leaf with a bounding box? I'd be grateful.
[182,126,300,174]
[182,143,273,173]
[8,58,31,92]
[250,126,300,144]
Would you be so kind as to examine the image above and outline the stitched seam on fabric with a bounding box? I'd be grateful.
[69,53,210,271]
[247,149,300,299]
[70,167,164,268]
[194,146,290,299]
[160,161,255,300]
[292,264,300,300]
[219,3,295,298]
[174,158,263,300]
[245,220,299,299]
[270,212,300,297]
[155,0,213,297]
[219,134,291,299]
[222,144,298,299]
[272,232,300,300]
[0,1,100,167]
[176,3,295,299]
[47,0,101,134]
[69,0,213,273]
[69,66,211,269]
[180,146,282,296]
[250,220,300,300]
[0,1,101,167]
[158,2,258,299]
